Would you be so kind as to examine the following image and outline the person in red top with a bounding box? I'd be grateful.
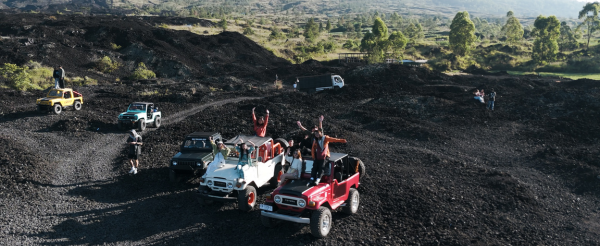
[310,129,347,186]
[252,107,269,137]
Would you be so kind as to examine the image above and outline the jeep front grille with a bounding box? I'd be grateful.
[282,198,298,206]
[214,181,227,187]
[176,161,196,167]
[121,116,135,120]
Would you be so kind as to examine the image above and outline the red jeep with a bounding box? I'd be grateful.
[259,153,366,238]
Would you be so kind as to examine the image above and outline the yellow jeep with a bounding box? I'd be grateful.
[36,88,83,114]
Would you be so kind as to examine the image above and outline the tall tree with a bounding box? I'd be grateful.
[360,17,389,63]
[531,15,561,64]
[218,19,228,32]
[387,31,409,59]
[558,21,580,51]
[449,11,477,56]
[501,11,524,44]
[326,19,332,32]
[304,18,320,43]
[578,2,600,49]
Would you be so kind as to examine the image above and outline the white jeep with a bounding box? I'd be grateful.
[196,135,288,211]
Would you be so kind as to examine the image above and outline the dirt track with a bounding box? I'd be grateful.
[1,13,600,246]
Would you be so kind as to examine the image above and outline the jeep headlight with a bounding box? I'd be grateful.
[196,162,202,167]
[172,161,177,166]
[274,195,282,204]
[298,200,306,208]
[207,180,213,186]
[227,182,233,188]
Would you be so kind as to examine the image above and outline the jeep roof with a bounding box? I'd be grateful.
[225,135,272,147]
[130,102,153,105]
[185,132,220,138]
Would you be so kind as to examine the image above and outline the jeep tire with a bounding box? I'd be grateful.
[138,120,146,131]
[237,185,257,212]
[351,157,366,182]
[153,116,161,128]
[73,101,82,111]
[274,138,289,149]
[196,186,213,205]
[310,206,332,238]
[53,104,62,115]
[342,188,360,215]
[270,164,283,187]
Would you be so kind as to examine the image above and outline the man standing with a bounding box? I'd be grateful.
[487,88,496,110]
[310,129,347,186]
[127,130,143,174]
[53,65,65,89]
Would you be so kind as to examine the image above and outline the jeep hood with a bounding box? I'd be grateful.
[205,163,238,179]
[278,179,327,197]
[172,152,212,160]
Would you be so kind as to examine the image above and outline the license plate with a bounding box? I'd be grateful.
[260,204,273,211]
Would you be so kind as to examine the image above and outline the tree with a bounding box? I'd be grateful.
[578,2,600,49]
[372,17,388,39]
[531,15,561,64]
[360,17,389,63]
[449,11,476,56]
[218,19,227,32]
[405,22,424,42]
[558,21,580,51]
[326,19,332,32]
[243,27,254,35]
[304,18,320,42]
[501,11,524,44]
[268,27,285,40]
[387,31,408,59]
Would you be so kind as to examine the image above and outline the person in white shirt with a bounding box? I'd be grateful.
[278,149,302,186]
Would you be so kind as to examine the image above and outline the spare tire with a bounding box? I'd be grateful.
[274,138,289,149]
[350,157,366,181]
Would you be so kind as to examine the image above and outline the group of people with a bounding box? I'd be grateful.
[125,106,348,187]
[473,88,497,110]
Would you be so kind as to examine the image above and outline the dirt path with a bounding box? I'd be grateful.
[0,97,260,245]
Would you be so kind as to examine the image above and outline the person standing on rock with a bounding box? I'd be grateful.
[294,78,299,91]
[252,107,269,137]
[53,65,65,89]
[487,88,496,110]
[310,129,347,186]
[127,130,143,174]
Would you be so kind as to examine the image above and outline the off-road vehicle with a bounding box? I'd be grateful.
[196,135,288,211]
[259,153,366,238]
[36,88,83,114]
[169,132,223,182]
[117,102,161,131]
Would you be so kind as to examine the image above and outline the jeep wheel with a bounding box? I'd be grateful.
[153,116,161,128]
[342,188,360,215]
[310,207,332,238]
[169,169,179,182]
[237,185,257,211]
[138,120,146,131]
[118,121,124,130]
[260,213,277,228]
[52,104,62,115]
[196,185,213,205]
[351,157,366,182]
[270,164,283,187]
[274,138,289,149]
[73,101,82,111]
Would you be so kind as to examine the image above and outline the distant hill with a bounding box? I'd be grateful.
[0,0,587,18]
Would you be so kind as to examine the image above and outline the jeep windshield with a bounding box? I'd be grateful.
[183,138,212,151]
[47,90,63,98]
[127,104,146,112]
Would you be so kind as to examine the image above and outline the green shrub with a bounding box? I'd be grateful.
[69,76,98,86]
[28,66,54,88]
[243,27,255,35]
[110,43,122,50]
[0,63,37,91]
[130,62,156,80]
[96,56,121,73]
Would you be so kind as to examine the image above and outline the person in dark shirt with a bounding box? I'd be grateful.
[487,88,496,110]
[127,130,143,174]
[53,65,65,89]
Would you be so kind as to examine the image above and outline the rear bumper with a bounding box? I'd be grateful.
[261,211,310,224]
[196,190,237,202]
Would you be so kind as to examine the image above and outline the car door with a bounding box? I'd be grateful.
[256,144,274,186]
[63,91,74,106]
[332,160,348,201]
